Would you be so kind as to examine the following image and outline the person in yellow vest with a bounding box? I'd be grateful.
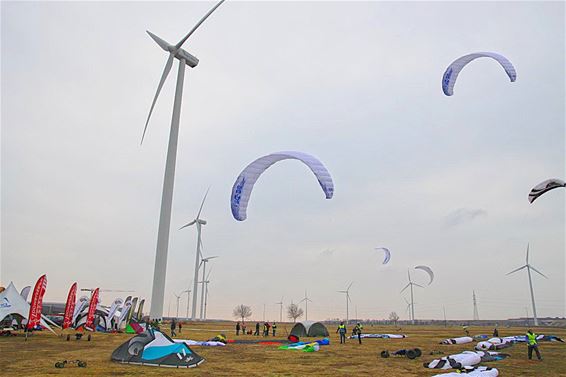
[336,322,346,344]
[526,329,542,360]
[354,322,363,344]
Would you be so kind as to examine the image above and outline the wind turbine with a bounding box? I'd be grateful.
[337,282,353,324]
[182,286,191,320]
[145,0,226,320]
[199,255,218,319]
[299,291,312,321]
[403,297,411,319]
[173,292,182,319]
[180,188,210,320]
[275,297,284,323]
[401,269,423,324]
[202,269,212,320]
[506,244,548,326]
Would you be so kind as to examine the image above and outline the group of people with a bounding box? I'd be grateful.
[336,322,364,344]
[235,321,278,336]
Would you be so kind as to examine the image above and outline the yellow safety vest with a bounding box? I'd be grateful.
[527,333,537,345]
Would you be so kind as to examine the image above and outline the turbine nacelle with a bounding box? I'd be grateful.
[147,31,199,68]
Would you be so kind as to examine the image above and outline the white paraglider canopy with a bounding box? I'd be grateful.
[442,52,516,96]
[230,151,334,221]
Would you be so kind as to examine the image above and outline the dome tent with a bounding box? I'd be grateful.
[290,321,329,338]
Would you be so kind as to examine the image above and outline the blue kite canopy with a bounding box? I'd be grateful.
[111,328,204,368]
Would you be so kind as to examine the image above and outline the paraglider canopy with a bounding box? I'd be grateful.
[376,247,391,265]
[528,178,565,203]
[414,265,434,285]
[230,151,334,221]
[442,52,516,96]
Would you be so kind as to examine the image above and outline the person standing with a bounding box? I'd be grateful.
[236,322,241,336]
[336,322,346,344]
[493,327,499,337]
[178,322,182,334]
[272,322,277,337]
[242,322,246,335]
[255,322,260,336]
[170,319,177,337]
[527,329,542,361]
[354,322,363,344]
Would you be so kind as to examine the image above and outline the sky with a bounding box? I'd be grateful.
[1,1,564,322]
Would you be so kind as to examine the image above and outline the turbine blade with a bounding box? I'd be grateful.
[347,281,353,291]
[400,283,410,293]
[206,267,213,280]
[413,283,425,289]
[179,219,197,229]
[147,31,171,52]
[506,265,527,275]
[196,187,210,220]
[141,53,174,145]
[526,243,530,264]
[403,297,410,304]
[175,0,226,49]
[529,265,548,279]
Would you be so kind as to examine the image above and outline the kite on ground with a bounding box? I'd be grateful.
[528,178,565,203]
[442,52,516,96]
[230,151,334,221]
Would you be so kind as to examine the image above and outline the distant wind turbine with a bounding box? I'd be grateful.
[145,0,226,320]
[403,297,412,318]
[275,297,284,322]
[337,282,353,324]
[181,287,191,320]
[173,291,183,319]
[506,244,548,326]
[299,291,313,321]
[199,254,218,319]
[401,269,423,324]
[180,188,210,320]
[202,268,212,320]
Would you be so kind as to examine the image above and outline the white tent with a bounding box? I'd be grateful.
[0,282,57,334]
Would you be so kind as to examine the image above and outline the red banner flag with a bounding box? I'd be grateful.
[27,274,47,330]
[85,288,99,331]
[62,282,77,329]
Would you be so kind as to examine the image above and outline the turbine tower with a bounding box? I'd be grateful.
[403,297,412,320]
[199,255,218,319]
[275,297,283,322]
[180,188,210,320]
[401,269,423,325]
[473,291,480,321]
[145,0,226,320]
[507,244,548,326]
[299,291,312,321]
[337,282,353,324]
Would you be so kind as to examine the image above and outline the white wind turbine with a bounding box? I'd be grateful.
[403,297,412,319]
[337,282,353,324]
[299,291,312,321]
[145,0,226,320]
[173,291,182,320]
[506,244,548,326]
[180,188,210,320]
[181,287,191,320]
[202,268,212,320]
[401,269,423,324]
[199,255,218,319]
[275,297,284,323]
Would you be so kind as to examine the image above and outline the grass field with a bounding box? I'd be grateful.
[1,322,565,376]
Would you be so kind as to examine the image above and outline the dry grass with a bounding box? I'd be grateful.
[1,322,565,376]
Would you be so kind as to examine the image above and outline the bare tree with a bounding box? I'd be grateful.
[233,304,252,324]
[389,311,400,326]
[287,303,304,322]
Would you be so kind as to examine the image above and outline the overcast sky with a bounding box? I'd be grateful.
[1,1,564,322]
